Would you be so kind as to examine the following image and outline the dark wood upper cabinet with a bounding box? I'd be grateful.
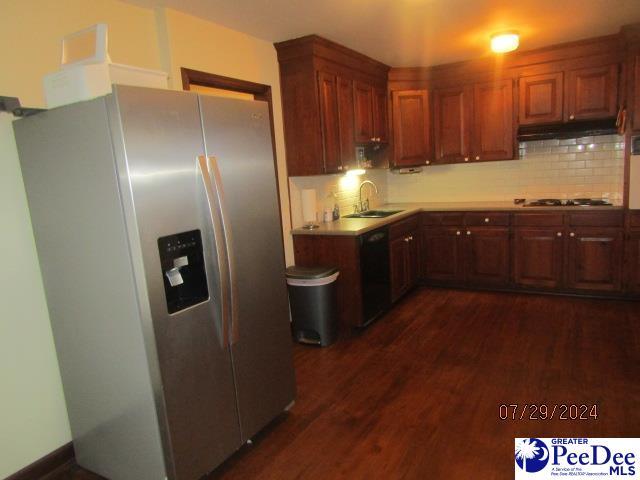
[421,226,464,282]
[354,81,374,143]
[373,88,389,143]
[513,227,564,289]
[464,227,510,285]
[565,64,619,121]
[317,71,342,174]
[472,79,514,162]
[633,54,640,132]
[565,228,624,292]
[391,89,432,167]
[518,72,564,125]
[337,76,356,169]
[433,87,472,164]
[275,35,390,176]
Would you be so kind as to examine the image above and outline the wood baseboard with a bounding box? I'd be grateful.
[5,443,74,480]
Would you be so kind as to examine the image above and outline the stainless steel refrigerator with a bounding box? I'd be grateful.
[13,85,296,480]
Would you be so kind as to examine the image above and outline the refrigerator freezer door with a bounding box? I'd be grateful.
[199,95,296,441]
[14,98,168,480]
[110,86,242,479]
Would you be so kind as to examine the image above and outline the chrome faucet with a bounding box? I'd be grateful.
[357,180,378,213]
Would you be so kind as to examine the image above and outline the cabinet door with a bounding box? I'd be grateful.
[337,76,356,169]
[565,64,618,121]
[518,72,564,125]
[317,71,342,173]
[391,90,431,167]
[433,86,471,164]
[421,227,463,282]
[354,81,374,143]
[472,79,514,161]
[407,230,419,289]
[566,228,623,292]
[513,228,564,288]
[390,236,409,302]
[464,227,510,285]
[626,231,640,294]
[373,88,389,143]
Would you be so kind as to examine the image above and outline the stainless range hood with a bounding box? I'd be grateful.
[517,118,618,141]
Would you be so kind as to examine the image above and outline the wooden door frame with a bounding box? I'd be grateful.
[181,67,291,252]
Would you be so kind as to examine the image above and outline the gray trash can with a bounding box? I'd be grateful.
[285,265,340,347]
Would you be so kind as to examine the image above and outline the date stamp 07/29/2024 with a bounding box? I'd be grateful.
[499,404,599,421]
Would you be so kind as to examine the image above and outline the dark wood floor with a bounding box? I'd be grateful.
[58,288,640,479]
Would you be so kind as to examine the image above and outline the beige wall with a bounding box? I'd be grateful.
[0,1,292,476]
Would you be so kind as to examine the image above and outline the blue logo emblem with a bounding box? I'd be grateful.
[515,438,550,473]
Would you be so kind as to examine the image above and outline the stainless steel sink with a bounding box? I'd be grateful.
[344,210,403,219]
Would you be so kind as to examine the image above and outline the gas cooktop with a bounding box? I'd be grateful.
[518,198,613,207]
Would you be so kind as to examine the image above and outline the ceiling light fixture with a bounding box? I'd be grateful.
[490,31,519,53]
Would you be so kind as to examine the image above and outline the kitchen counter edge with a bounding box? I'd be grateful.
[291,204,625,237]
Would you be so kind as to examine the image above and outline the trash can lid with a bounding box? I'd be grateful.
[285,265,339,279]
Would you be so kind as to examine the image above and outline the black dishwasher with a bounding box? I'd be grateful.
[359,227,391,325]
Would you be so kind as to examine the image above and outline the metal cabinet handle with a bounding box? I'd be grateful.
[484,217,490,223]
[466,230,471,235]
[456,231,461,236]
[557,232,563,237]
[425,160,431,165]
[569,114,575,120]
[475,156,480,160]
[404,237,410,243]
[206,155,240,345]
[409,235,413,241]
[570,232,575,237]
[338,165,343,171]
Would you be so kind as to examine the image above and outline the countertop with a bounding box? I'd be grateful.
[291,202,625,236]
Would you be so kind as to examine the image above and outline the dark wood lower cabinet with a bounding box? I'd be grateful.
[627,231,640,294]
[513,227,564,289]
[464,227,510,285]
[293,235,363,329]
[390,230,419,302]
[421,227,463,282]
[565,228,624,292]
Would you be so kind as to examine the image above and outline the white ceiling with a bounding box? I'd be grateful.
[126,0,640,67]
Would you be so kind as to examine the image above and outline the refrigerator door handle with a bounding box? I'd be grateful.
[198,155,230,349]
[207,155,240,345]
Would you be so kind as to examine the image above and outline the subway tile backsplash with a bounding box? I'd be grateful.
[386,134,625,204]
[289,170,387,228]
[287,135,624,230]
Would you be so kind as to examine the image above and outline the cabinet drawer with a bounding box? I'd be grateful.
[629,210,640,228]
[567,211,624,227]
[421,212,464,226]
[389,215,419,239]
[513,213,564,226]
[464,212,510,226]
